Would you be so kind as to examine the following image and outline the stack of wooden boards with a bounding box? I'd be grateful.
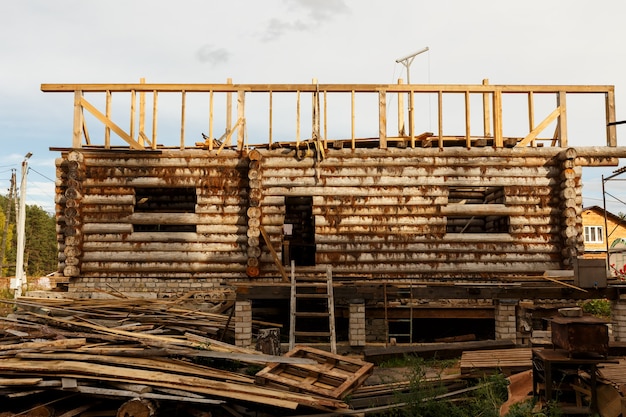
[0,296,372,416]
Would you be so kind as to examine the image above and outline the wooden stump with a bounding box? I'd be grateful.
[117,398,157,417]
[256,328,281,355]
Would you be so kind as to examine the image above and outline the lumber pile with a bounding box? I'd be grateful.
[0,296,358,416]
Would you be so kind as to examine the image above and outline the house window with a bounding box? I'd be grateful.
[446,186,509,233]
[133,187,197,232]
[584,226,604,244]
[283,196,316,266]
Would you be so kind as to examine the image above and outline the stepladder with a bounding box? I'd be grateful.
[289,262,337,353]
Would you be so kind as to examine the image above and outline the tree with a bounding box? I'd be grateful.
[0,196,57,277]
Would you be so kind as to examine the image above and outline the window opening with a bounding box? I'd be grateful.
[446,186,509,233]
[133,187,197,232]
[584,225,604,243]
[283,196,316,266]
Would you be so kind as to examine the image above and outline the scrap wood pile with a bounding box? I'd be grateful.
[0,296,372,417]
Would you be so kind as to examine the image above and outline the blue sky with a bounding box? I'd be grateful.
[1,0,626,214]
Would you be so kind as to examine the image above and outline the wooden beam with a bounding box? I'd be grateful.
[80,97,144,149]
[517,107,561,147]
[259,225,290,282]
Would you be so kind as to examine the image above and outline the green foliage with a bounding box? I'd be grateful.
[376,358,565,417]
[505,399,563,417]
[0,195,57,278]
[579,298,611,319]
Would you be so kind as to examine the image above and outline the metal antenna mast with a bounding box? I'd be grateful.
[395,46,429,84]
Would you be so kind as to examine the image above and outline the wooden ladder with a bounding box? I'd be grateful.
[289,262,337,353]
[384,282,414,345]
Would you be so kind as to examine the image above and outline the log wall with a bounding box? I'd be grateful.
[55,147,585,292]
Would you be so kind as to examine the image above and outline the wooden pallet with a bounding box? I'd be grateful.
[460,348,532,375]
[255,345,374,399]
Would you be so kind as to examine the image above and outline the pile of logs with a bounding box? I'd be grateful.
[0,295,357,417]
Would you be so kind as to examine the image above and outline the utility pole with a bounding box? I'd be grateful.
[13,152,32,298]
[0,170,16,276]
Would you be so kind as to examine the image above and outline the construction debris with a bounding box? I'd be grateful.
[0,296,368,416]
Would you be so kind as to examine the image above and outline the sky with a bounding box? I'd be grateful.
[1,0,626,215]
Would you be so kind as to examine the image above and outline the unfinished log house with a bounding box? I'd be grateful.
[42,80,626,349]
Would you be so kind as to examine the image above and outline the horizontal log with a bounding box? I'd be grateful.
[311,193,448,205]
[313,233,560,244]
[197,195,248,205]
[82,251,247,263]
[80,262,248,273]
[83,223,133,234]
[315,215,444,226]
[261,153,564,168]
[315,225,444,235]
[82,241,241,252]
[78,177,248,188]
[128,213,247,225]
[257,260,562,275]
[263,181,555,196]
[314,252,557,264]
[84,166,245,179]
[315,241,559,254]
[197,224,247,234]
[70,155,244,168]
[82,232,246,243]
[262,175,556,188]
[441,204,524,216]
[79,194,135,205]
[260,165,559,178]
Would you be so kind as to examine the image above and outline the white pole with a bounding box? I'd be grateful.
[14,152,32,298]
[396,46,429,84]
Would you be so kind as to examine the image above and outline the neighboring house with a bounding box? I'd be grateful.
[582,206,626,276]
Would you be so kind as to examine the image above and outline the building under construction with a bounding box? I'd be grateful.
[42,80,626,351]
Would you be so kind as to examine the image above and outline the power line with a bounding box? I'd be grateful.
[28,168,55,183]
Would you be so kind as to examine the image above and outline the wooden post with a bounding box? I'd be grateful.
[130,89,136,142]
[527,91,535,147]
[606,88,617,146]
[482,79,491,138]
[237,90,245,150]
[268,90,273,148]
[180,90,186,150]
[72,90,83,148]
[437,90,443,149]
[256,328,281,355]
[351,90,356,149]
[105,90,112,149]
[557,91,568,147]
[226,77,232,146]
[465,90,471,148]
[379,90,387,149]
[208,90,214,150]
[139,77,146,146]
[151,90,158,150]
[397,79,405,137]
[493,88,503,147]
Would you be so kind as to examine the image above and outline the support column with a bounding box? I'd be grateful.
[495,299,518,343]
[234,300,253,348]
[611,298,626,342]
[349,301,366,347]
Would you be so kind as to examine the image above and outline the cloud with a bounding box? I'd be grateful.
[261,0,349,42]
[196,45,230,66]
